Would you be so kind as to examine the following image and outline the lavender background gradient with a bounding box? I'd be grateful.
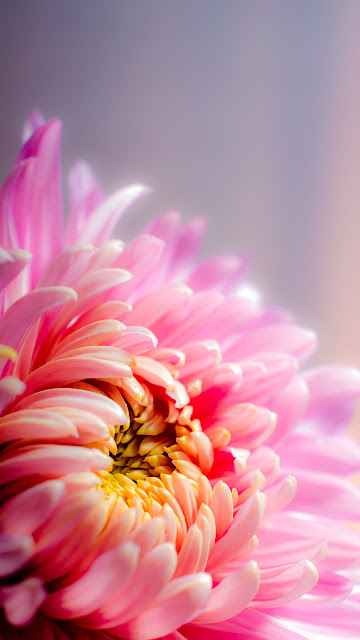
[1,0,360,366]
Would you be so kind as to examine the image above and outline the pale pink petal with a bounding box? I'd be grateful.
[22,347,134,396]
[0,248,32,306]
[66,161,104,246]
[213,609,310,640]
[0,445,110,484]
[116,573,212,640]
[304,366,360,424]
[277,431,360,475]
[230,325,317,366]
[99,543,178,626]
[179,341,222,384]
[76,184,150,247]
[22,109,46,143]
[259,512,360,572]
[168,217,207,279]
[50,319,126,358]
[192,561,260,624]
[186,254,247,295]
[43,542,139,619]
[253,560,319,608]
[110,326,158,355]
[0,286,76,356]
[281,468,360,519]
[0,376,25,414]
[0,479,65,534]
[207,493,266,571]
[0,409,77,444]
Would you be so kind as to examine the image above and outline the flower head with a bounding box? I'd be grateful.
[0,113,360,639]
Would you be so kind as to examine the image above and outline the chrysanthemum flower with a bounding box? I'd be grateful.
[0,113,360,640]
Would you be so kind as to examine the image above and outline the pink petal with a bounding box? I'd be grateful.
[132,355,174,390]
[16,120,64,285]
[0,533,34,577]
[174,525,203,577]
[0,479,65,535]
[22,109,46,143]
[207,492,266,571]
[277,431,360,475]
[192,561,260,624]
[0,409,77,444]
[65,161,104,246]
[168,217,207,279]
[281,468,360,519]
[253,560,318,607]
[0,577,46,626]
[230,325,317,365]
[14,387,126,426]
[0,376,25,414]
[186,254,247,295]
[50,319,126,358]
[304,366,360,422]
[101,543,178,626]
[76,184,150,247]
[0,248,31,302]
[22,347,133,396]
[44,542,139,619]
[0,444,110,485]
[117,573,212,640]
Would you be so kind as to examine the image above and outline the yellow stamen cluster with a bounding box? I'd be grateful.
[111,383,202,481]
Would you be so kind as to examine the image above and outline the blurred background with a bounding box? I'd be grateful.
[1,0,360,367]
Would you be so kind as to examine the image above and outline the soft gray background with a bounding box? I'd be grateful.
[1,0,360,365]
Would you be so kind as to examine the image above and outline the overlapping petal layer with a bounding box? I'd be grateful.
[0,116,359,640]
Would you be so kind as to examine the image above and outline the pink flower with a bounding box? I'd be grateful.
[0,112,360,639]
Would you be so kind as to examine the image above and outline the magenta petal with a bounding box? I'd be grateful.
[1,113,360,640]
[16,120,64,284]
[65,161,104,246]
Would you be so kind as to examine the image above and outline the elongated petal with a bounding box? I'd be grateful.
[43,542,139,619]
[0,479,65,535]
[117,573,212,640]
[0,533,34,577]
[0,445,110,484]
[0,577,46,626]
[0,286,76,355]
[77,184,149,246]
[193,561,260,624]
